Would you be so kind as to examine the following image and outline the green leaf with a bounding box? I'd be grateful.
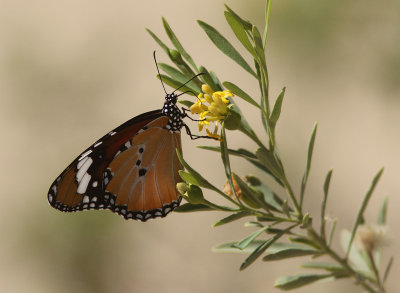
[289,237,321,250]
[179,170,200,185]
[146,28,170,55]
[162,17,198,71]
[224,4,253,31]
[213,211,250,227]
[223,81,263,111]
[224,11,256,57]
[235,226,270,250]
[158,63,201,92]
[176,149,221,193]
[301,262,345,272]
[377,196,388,225]
[244,221,264,228]
[198,145,277,179]
[321,169,333,242]
[274,274,333,291]
[167,50,201,87]
[198,66,220,92]
[383,256,394,284]
[178,100,194,107]
[232,174,267,210]
[256,182,286,212]
[174,203,214,213]
[251,25,266,65]
[209,70,224,90]
[157,74,197,96]
[341,230,371,273]
[256,148,283,181]
[213,240,265,254]
[219,123,240,203]
[346,168,384,259]
[328,218,337,247]
[263,0,272,48]
[263,245,319,261]
[197,20,257,78]
[300,123,318,208]
[240,224,298,270]
[270,87,286,128]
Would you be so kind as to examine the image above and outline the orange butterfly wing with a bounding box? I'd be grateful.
[104,116,183,221]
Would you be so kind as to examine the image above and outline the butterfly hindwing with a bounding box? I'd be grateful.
[104,116,183,221]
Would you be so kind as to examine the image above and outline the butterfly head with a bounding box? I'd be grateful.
[165,93,178,104]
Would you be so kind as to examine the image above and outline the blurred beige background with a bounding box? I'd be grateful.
[1,0,399,292]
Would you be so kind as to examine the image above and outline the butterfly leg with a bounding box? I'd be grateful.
[183,124,217,140]
[181,107,206,122]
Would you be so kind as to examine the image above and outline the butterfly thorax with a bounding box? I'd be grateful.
[161,93,184,132]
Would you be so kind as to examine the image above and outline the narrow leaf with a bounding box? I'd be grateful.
[178,100,194,107]
[321,169,333,242]
[146,28,170,55]
[176,149,220,193]
[232,174,268,210]
[157,74,198,96]
[251,25,266,65]
[158,63,201,92]
[198,20,257,77]
[224,4,253,31]
[377,196,388,225]
[174,203,214,213]
[263,246,319,261]
[256,147,283,181]
[223,81,264,111]
[199,66,220,92]
[383,256,394,284]
[235,226,270,249]
[240,224,298,270]
[270,87,286,127]
[346,168,384,258]
[262,0,272,48]
[198,145,278,180]
[213,240,265,254]
[224,11,256,57]
[328,218,337,247]
[274,274,332,291]
[301,262,345,272]
[213,211,250,227]
[162,17,198,71]
[179,170,200,185]
[300,123,318,208]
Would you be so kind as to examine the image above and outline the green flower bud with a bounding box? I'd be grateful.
[245,175,262,186]
[184,184,205,205]
[176,182,190,196]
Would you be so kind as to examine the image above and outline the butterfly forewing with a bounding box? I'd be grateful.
[48,110,183,220]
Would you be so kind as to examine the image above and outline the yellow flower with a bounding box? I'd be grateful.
[189,84,233,139]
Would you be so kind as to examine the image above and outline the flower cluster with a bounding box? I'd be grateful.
[190,84,233,139]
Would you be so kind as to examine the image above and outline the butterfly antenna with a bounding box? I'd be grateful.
[153,51,168,95]
[172,72,205,94]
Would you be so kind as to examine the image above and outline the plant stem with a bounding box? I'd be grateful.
[308,228,379,293]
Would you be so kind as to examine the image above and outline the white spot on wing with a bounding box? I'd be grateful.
[77,156,89,169]
[76,157,93,182]
[78,149,93,161]
[77,173,91,194]
[48,194,53,202]
[94,141,103,147]
[92,181,98,187]
[83,195,89,203]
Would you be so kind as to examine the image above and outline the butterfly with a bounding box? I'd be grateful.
[47,52,208,221]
